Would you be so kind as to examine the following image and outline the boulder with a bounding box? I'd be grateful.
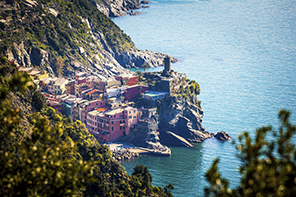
[140,0,149,4]
[127,11,142,16]
[214,131,231,141]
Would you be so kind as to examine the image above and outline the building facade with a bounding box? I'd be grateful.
[86,106,138,142]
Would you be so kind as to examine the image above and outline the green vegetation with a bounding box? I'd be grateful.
[143,64,149,72]
[176,79,200,99]
[136,70,143,76]
[0,0,135,76]
[0,56,173,196]
[205,110,296,197]
[32,91,47,111]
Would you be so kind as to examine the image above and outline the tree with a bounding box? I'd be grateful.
[130,165,154,195]
[0,63,97,196]
[55,56,64,77]
[205,110,296,197]
[32,90,47,111]
[143,64,149,73]
[136,70,142,76]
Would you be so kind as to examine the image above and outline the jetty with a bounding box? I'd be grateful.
[105,143,171,161]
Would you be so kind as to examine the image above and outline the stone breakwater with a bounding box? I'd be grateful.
[112,148,141,161]
[107,143,171,161]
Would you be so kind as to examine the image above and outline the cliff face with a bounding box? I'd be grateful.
[120,96,210,147]
[115,49,178,68]
[157,96,211,145]
[0,0,176,79]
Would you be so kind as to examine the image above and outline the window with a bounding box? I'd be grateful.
[112,127,113,131]
[101,103,102,105]
[133,116,136,118]
[129,116,132,119]
[112,121,113,124]
[114,115,116,118]
[120,126,122,130]
[96,103,98,105]
[129,111,131,114]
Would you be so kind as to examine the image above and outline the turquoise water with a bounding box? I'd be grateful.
[112,0,296,196]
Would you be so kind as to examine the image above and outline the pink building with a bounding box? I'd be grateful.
[76,77,86,85]
[86,106,138,142]
[81,100,106,124]
[124,85,149,101]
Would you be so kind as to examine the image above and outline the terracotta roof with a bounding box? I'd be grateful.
[96,107,109,112]
[87,89,103,95]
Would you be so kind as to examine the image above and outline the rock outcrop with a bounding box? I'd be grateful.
[115,49,178,68]
[157,96,211,145]
[127,11,141,16]
[95,0,141,17]
[162,131,193,147]
[119,97,210,147]
[214,131,231,141]
[115,108,162,148]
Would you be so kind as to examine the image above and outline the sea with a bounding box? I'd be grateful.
[111,0,296,196]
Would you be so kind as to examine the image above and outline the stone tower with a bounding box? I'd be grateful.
[164,56,171,73]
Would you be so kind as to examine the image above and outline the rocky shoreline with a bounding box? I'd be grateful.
[115,49,178,68]
[96,0,151,17]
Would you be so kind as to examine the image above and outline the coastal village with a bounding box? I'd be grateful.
[15,57,192,159]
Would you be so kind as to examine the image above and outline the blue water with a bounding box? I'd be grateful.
[112,0,296,196]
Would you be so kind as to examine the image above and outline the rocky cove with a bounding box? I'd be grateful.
[112,66,231,161]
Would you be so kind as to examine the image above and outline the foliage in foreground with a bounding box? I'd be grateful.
[0,56,97,196]
[205,110,296,197]
[0,56,173,196]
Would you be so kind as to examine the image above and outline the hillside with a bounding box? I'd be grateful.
[0,0,176,79]
[0,55,174,196]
